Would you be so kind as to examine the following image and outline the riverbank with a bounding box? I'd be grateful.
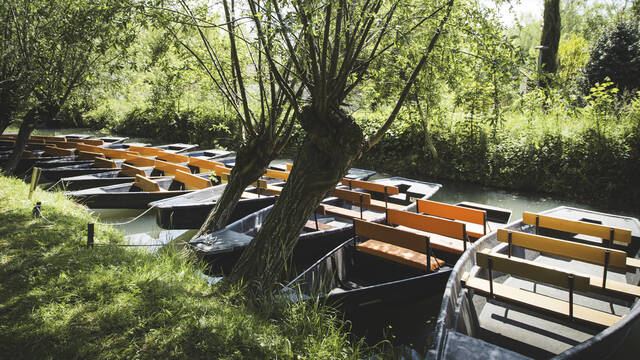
[0,176,364,358]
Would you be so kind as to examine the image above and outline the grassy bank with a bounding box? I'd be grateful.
[0,176,364,359]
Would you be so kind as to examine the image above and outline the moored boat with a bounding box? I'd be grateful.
[67,169,218,209]
[429,206,640,359]
[189,177,443,276]
[151,167,379,229]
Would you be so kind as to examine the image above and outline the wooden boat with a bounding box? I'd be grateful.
[281,199,511,312]
[429,207,640,359]
[58,157,235,191]
[151,168,379,229]
[39,148,231,183]
[189,177,443,276]
[67,168,218,209]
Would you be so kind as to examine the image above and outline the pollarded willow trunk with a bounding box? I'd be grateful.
[2,108,37,174]
[229,107,364,292]
[193,136,278,238]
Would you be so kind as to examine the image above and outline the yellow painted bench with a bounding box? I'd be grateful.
[417,199,487,239]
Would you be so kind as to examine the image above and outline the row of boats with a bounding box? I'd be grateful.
[2,132,639,359]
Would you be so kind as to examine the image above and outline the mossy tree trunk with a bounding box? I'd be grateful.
[194,135,279,237]
[229,106,364,290]
[541,0,561,77]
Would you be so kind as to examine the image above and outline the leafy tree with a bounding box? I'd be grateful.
[3,0,140,173]
[161,0,301,235]
[228,0,455,291]
[584,20,640,94]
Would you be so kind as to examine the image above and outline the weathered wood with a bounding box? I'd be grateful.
[77,151,105,161]
[497,229,628,269]
[188,157,224,172]
[340,178,399,195]
[357,239,444,271]
[125,156,156,167]
[355,218,429,254]
[156,151,189,164]
[463,273,621,328]
[93,157,118,169]
[154,160,191,176]
[174,169,212,190]
[388,209,465,240]
[476,249,591,291]
[120,164,146,177]
[523,212,632,245]
[133,174,162,192]
[128,145,163,156]
[43,146,75,157]
[264,168,289,181]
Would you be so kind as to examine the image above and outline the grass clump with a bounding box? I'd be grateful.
[0,176,365,359]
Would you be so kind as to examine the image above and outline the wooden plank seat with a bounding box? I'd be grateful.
[264,169,290,181]
[304,220,335,232]
[46,141,77,149]
[133,174,162,192]
[387,208,470,254]
[479,249,640,299]
[354,219,445,271]
[156,151,189,164]
[93,157,118,169]
[43,146,75,157]
[125,155,156,167]
[128,145,163,156]
[497,229,630,270]
[120,164,147,177]
[417,199,487,239]
[340,178,403,212]
[66,138,104,146]
[77,151,105,161]
[173,169,212,190]
[523,211,632,247]
[188,157,225,172]
[462,272,621,328]
[154,160,191,176]
[75,143,140,159]
[322,189,379,221]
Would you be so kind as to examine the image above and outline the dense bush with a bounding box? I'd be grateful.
[357,121,640,210]
[584,20,640,94]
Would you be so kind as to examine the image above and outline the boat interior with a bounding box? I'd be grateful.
[439,208,640,358]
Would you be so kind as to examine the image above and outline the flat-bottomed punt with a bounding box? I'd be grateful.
[429,206,640,359]
[190,177,443,279]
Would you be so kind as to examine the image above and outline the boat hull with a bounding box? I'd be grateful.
[429,206,640,360]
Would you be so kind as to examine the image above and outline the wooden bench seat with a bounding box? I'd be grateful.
[120,164,147,177]
[323,204,380,221]
[479,249,640,299]
[156,151,189,164]
[43,146,75,157]
[304,220,335,232]
[128,145,163,156]
[77,151,105,161]
[354,219,444,272]
[154,160,191,176]
[93,157,118,169]
[133,174,162,192]
[188,157,225,172]
[388,208,470,254]
[523,211,632,246]
[174,169,212,190]
[125,156,156,167]
[418,199,487,239]
[462,272,621,328]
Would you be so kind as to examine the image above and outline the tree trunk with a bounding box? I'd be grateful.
[228,107,364,292]
[193,137,276,238]
[3,108,37,174]
[540,0,561,77]
[0,117,11,135]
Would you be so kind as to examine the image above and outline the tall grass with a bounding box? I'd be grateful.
[0,176,366,359]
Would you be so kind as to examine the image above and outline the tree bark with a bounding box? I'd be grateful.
[3,108,37,174]
[540,0,561,77]
[193,135,279,238]
[228,106,364,292]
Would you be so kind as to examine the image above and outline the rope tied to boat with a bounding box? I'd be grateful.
[95,205,157,226]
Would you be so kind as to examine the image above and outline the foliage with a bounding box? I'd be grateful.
[584,20,640,94]
[0,176,366,359]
